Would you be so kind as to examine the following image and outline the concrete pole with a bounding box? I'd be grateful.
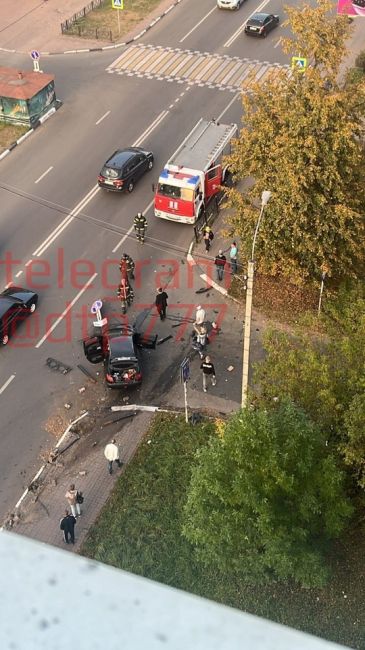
[241,191,271,409]
[241,260,254,409]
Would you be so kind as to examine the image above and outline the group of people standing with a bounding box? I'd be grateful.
[203,225,238,282]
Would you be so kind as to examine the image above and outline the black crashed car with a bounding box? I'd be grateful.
[97,147,154,193]
[83,323,157,389]
[244,13,279,37]
[0,286,38,345]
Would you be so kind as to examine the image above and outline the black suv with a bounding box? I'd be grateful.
[0,286,38,345]
[98,147,154,193]
[83,324,157,389]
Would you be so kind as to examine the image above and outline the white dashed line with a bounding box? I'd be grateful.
[95,110,111,125]
[0,374,15,395]
[34,166,53,184]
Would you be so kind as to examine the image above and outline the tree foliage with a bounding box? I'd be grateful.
[183,402,352,588]
[254,284,365,485]
[224,1,365,283]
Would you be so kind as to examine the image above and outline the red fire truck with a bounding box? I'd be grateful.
[154,118,238,224]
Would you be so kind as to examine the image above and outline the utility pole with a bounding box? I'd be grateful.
[241,190,271,409]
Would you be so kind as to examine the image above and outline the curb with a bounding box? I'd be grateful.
[0,0,184,57]
[0,100,62,161]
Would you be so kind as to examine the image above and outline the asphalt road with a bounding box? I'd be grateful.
[0,0,300,517]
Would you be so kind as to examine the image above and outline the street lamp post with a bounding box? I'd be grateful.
[241,190,271,409]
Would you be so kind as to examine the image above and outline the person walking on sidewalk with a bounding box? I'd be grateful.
[195,305,206,326]
[155,287,168,321]
[60,510,76,544]
[104,439,122,475]
[203,226,214,252]
[200,355,217,393]
[214,250,226,282]
[229,241,238,275]
[65,483,81,518]
[134,212,147,243]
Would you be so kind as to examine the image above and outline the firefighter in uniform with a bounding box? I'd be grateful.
[134,212,147,243]
[119,253,135,280]
[117,278,134,307]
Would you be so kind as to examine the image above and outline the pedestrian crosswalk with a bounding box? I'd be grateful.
[106,43,290,93]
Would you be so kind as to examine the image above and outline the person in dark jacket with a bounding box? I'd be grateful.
[155,287,168,320]
[214,250,226,282]
[200,355,216,392]
[60,509,77,544]
[134,212,147,243]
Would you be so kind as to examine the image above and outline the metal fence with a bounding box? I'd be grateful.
[61,0,105,34]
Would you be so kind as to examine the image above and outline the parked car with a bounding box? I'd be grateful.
[0,286,38,345]
[83,323,157,389]
[217,0,243,9]
[244,13,279,37]
[97,147,154,193]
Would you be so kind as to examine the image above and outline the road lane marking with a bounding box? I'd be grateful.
[34,166,53,184]
[179,5,216,43]
[15,270,23,278]
[32,185,100,257]
[0,374,15,395]
[133,110,169,147]
[95,110,111,125]
[218,92,240,120]
[112,198,154,253]
[224,0,270,47]
[35,272,98,348]
[274,37,282,48]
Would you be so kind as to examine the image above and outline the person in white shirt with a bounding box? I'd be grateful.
[104,439,122,475]
[195,305,206,325]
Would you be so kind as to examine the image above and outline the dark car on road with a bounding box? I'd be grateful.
[83,323,157,389]
[98,147,154,193]
[244,13,279,37]
[0,286,38,345]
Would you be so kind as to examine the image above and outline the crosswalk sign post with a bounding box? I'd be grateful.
[291,56,307,73]
[112,0,123,36]
[180,357,190,423]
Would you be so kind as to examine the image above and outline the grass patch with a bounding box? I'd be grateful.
[65,0,164,42]
[81,413,365,649]
[230,272,319,324]
[0,122,28,151]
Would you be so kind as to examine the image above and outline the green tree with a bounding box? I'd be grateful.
[183,403,352,588]
[224,1,365,283]
[254,284,365,485]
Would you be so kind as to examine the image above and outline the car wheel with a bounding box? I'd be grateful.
[29,302,37,313]
[148,159,153,170]
[2,334,9,345]
[127,180,134,193]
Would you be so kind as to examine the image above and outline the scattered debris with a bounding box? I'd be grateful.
[46,357,72,375]
[157,335,173,345]
[227,365,234,372]
[64,403,72,410]
[79,470,87,476]
[103,412,137,427]
[78,386,86,393]
[196,287,210,294]
[77,364,97,383]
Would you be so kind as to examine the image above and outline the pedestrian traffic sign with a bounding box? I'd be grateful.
[180,357,190,383]
[291,56,307,72]
[112,0,124,8]
[30,50,40,60]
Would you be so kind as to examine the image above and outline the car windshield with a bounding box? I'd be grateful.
[157,183,194,201]
[102,167,119,178]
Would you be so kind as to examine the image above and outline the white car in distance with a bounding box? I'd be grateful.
[217,0,244,10]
